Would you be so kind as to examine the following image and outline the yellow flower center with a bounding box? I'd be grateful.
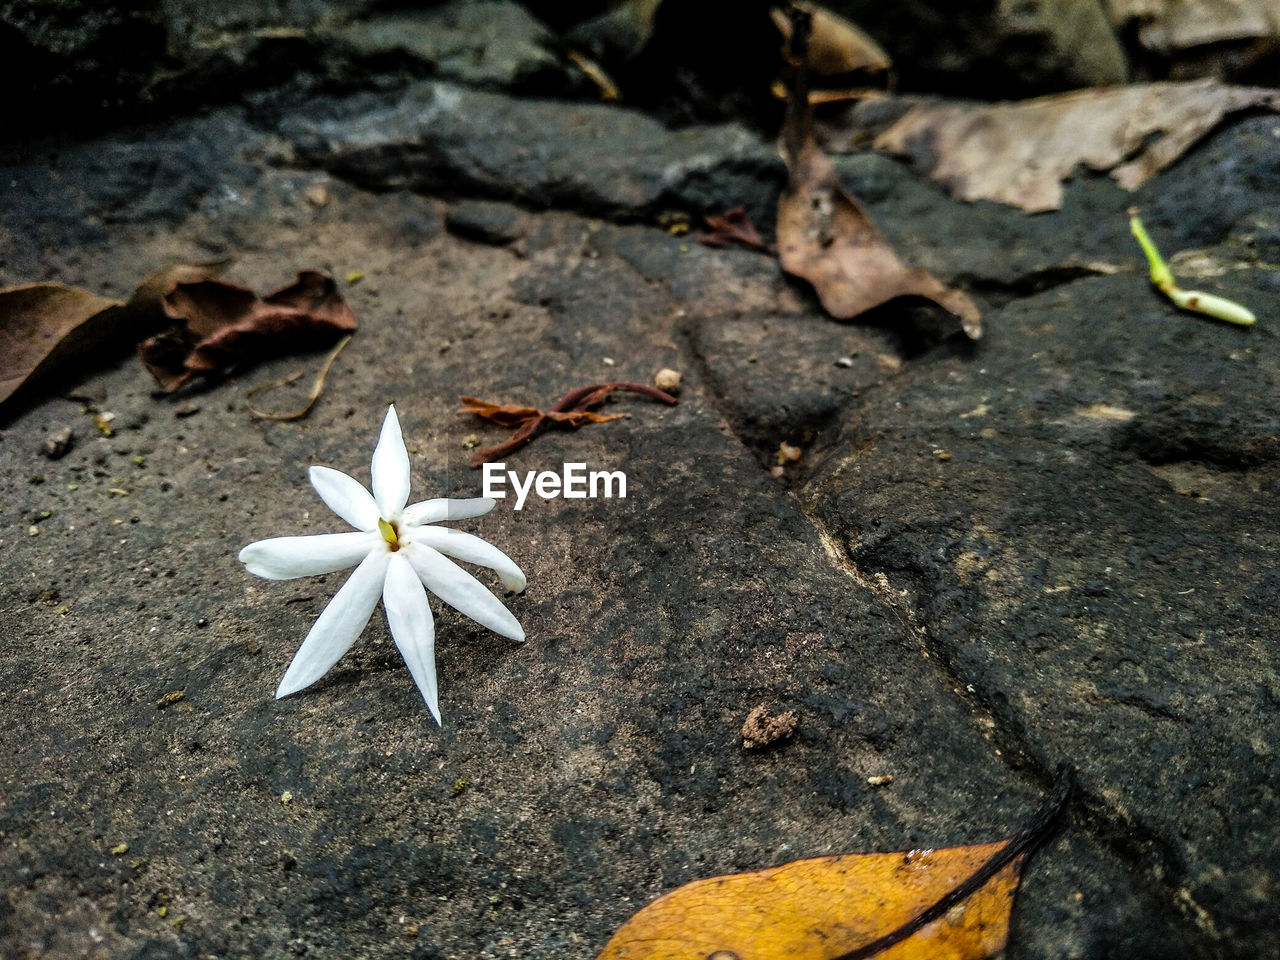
[378,518,401,551]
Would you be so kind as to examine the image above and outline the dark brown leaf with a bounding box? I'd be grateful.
[0,284,122,406]
[699,207,770,252]
[139,271,357,392]
[458,398,548,428]
[0,261,231,409]
[776,9,981,339]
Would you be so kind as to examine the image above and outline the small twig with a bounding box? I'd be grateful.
[246,334,352,421]
[566,49,620,101]
[781,3,814,165]
[462,381,677,467]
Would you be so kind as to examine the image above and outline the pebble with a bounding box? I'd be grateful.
[654,368,682,393]
[40,426,75,459]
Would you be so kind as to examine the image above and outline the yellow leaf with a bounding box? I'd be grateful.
[596,842,1021,960]
[599,769,1073,960]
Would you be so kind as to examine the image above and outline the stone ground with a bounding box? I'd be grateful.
[2,9,1280,960]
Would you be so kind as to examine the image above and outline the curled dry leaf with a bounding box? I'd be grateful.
[597,769,1073,960]
[772,2,890,76]
[777,72,981,336]
[778,135,984,337]
[0,284,122,406]
[128,260,233,324]
[457,398,553,428]
[0,261,228,408]
[139,271,357,392]
[868,80,1280,213]
[776,6,979,339]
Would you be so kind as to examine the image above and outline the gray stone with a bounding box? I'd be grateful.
[40,426,74,459]
[688,310,900,456]
[819,0,1127,96]
[0,180,1176,959]
[445,199,529,246]
[321,1,562,91]
[800,270,1280,957]
[282,81,785,227]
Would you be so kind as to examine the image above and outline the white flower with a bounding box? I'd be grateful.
[238,404,526,723]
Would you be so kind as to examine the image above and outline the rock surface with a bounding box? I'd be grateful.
[282,80,784,229]
[820,0,1128,96]
[3,13,1280,960]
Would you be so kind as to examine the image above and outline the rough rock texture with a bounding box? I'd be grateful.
[821,0,1128,96]
[282,80,785,229]
[318,1,562,91]
[3,22,1280,960]
[2,0,575,135]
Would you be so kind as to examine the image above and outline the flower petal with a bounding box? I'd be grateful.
[383,553,441,724]
[371,404,411,518]
[405,543,525,642]
[276,549,390,698]
[309,466,381,531]
[401,497,495,526]
[239,532,380,580]
[408,526,526,593]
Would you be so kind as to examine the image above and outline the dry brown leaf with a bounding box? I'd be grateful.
[0,284,122,406]
[778,103,981,337]
[127,260,232,321]
[772,2,891,76]
[0,260,230,409]
[458,398,549,428]
[776,7,978,338]
[597,770,1073,960]
[139,271,357,392]
[699,207,770,252]
[869,80,1280,213]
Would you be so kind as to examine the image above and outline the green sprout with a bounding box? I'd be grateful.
[1129,208,1255,326]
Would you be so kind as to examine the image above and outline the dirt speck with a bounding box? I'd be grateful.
[741,705,798,749]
